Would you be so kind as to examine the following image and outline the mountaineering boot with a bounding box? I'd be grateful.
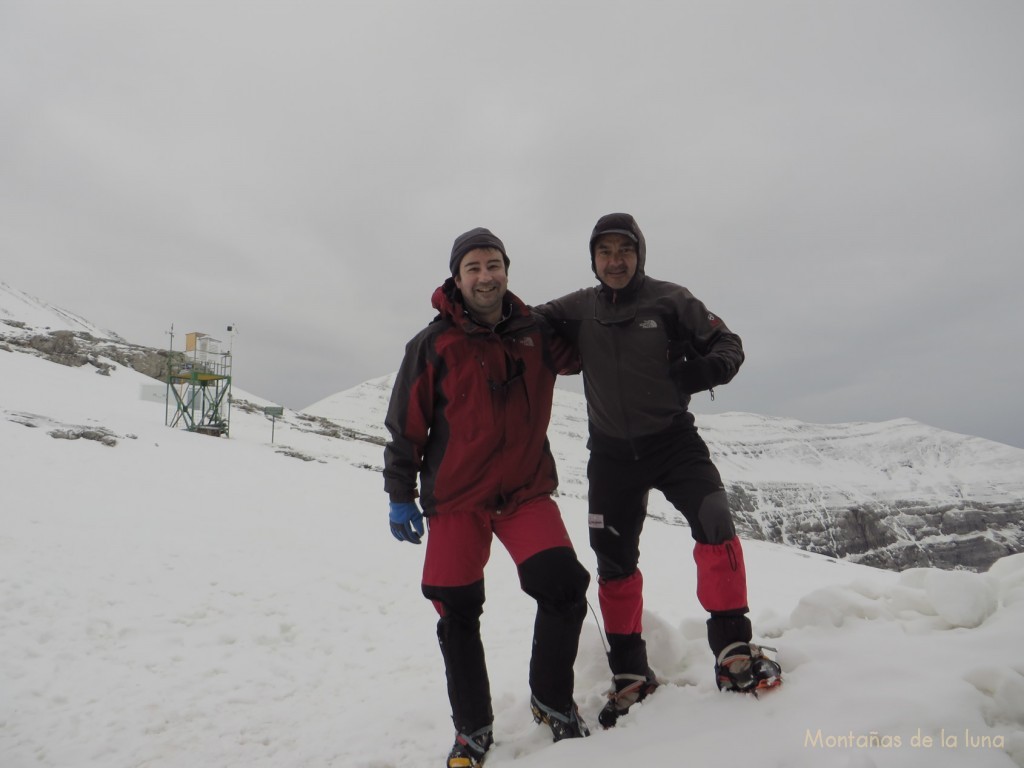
[716,642,782,693]
[597,668,660,728]
[529,695,590,741]
[446,725,494,768]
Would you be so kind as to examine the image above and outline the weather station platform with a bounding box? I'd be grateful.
[166,330,234,437]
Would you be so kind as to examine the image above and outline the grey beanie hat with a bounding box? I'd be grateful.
[450,227,509,276]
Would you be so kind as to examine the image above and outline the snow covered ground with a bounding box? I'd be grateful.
[2,348,1023,767]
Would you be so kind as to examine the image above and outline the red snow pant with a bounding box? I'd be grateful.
[420,495,590,734]
[587,431,752,673]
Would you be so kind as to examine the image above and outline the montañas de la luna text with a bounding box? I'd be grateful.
[804,728,1005,750]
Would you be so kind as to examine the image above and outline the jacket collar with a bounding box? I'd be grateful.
[431,278,530,334]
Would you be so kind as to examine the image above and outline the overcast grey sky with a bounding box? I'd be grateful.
[3,1,1022,448]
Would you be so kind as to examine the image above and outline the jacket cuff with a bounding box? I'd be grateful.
[706,356,727,386]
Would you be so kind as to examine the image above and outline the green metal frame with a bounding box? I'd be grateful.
[169,369,232,436]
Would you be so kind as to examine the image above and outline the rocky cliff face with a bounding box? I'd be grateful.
[636,413,1024,572]
[723,484,1023,571]
[305,375,1024,574]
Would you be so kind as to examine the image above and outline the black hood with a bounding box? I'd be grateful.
[589,212,647,293]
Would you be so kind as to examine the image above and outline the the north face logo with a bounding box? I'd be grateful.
[639,319,659,329]
[518,336,535,347]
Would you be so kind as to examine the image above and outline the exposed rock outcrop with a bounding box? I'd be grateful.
[6,327,190,381]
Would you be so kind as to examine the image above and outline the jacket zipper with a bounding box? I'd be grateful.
[607,292,640,461]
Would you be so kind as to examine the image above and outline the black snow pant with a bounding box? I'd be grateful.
[422,546,590,734]
[588,429,752,675]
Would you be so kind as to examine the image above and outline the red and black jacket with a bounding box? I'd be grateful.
[384,279,578,516]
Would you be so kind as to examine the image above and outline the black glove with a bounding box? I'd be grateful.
[670,357,718,394]
[667,339,723,395]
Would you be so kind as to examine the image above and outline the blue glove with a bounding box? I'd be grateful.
[389,501,425,544]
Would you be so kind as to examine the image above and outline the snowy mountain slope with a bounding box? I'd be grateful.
[4,281,1022,572]
[0,281,185,381]
[310,375,1024,572]
[0,281,122,340]
[2,324,1024,767]
[699,413,1024,571]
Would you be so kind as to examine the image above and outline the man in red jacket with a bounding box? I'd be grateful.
[384,228,591,768]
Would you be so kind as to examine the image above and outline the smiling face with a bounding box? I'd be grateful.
[454,247,508,325]
[593,233,638,290]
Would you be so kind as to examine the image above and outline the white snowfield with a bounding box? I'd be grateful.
[2,300,1023,766]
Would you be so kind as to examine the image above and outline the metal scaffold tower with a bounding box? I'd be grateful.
[168,331,233,437]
